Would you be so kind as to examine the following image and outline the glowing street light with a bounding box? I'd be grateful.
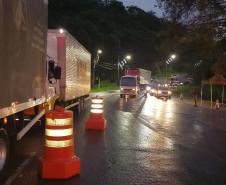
[117,54,132,83]
[98,49,102,54]
[59,28,64,34]
[165,54,177,78]
[93,49,103,86]
[126,55,132,60]
[171,54,176,59]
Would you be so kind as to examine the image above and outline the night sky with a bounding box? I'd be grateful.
[119,0,163,17]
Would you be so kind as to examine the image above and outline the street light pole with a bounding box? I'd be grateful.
[165,54,176,78]
[92,49,102,87]
[124,55,131,75]
[117,54,131,84]
[117,56,120,84]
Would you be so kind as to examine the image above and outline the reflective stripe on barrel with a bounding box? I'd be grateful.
[45,111,74,148]
[90,97,103,114]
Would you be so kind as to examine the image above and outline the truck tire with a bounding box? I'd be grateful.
[0,128,9,175]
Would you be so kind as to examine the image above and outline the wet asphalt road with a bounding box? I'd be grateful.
[3,91,226,185]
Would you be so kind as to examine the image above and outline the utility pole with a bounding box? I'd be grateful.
[117,56,120,84]
[92,49,102,87]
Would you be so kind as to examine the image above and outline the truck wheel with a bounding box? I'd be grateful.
[0,128,9,175]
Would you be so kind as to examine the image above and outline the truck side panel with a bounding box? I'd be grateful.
[0,0,47,118]
[63,32,91,101]
[47,30,91,102]
[138,68,151,84]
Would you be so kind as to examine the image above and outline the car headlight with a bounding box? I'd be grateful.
[168,91,172,94]
[146,86,151,91]
[132,88,136,91]
[120,88,124,90]
[158,90,162,94]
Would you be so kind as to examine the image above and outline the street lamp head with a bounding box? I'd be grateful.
[59,28,64,34]
[98,49,102,54]
[171,54,176,59]
[126,55,131,60]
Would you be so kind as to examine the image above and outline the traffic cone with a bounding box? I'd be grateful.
[215,99,220,109]
[179,93,184,102]
[86,96,106,130]
[39,107,80,179]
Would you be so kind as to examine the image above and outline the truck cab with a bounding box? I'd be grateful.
[120,75,140,98]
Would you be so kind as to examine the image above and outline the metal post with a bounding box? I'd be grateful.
[117,56,120,84]
[124,64,127,75]
[201,84,203,106]
[92,54,99,87]
[98,77,100,88]
[92,61,95,87]
[165,63,167,78]
[222,85,224,104]
[211,84,213,108]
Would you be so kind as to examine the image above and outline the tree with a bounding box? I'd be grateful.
[157,1,226,29]
[156,0,226,82]
[48,0,174,81]
[214,54,226,75]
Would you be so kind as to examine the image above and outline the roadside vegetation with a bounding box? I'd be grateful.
[91,81,119,92]
[172,84,226,104]
[171,85,192,99]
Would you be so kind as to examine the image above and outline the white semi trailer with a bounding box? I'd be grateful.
[0,0,91,175]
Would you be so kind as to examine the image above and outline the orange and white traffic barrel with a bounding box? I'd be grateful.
[179,93,184,102]
[39,107,80,179]
[86,96,106,130]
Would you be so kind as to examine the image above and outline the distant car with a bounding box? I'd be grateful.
[148,85,157,96]
[155,85,172,99]
[142,84,158,96]
[139,84,149,93]
[149,88,157,96]
[170,81,180,87]
[140,84,151,96]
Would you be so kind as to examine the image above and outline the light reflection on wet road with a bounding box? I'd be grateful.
[6,92,226,185]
